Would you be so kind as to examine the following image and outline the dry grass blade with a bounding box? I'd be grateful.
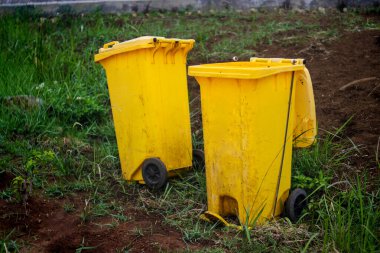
[339,77,378,91]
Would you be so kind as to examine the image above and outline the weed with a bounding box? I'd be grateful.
[131,227,145,237]
[63,202,75,213]
[315,177,379,252]
[10,176,31,203]
[0,230,20,253]
[80,198,92,223]
[182,221,217,243]
[292,128,380,252]
[0,188,13,201]
[237,221,317,252]
[293,171,332,192]
[92,201,109,217]
[45,183,65,198]
[5,150,57,202]
[111,213,130,222]
[75,238,97,253]
[376,137,380,169]
[190,248,226,253]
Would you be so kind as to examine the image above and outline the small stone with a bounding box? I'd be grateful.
[318,7,326,14]
[1,95,43,109]
[293,7,305,14]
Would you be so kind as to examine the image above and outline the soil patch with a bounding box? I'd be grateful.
[0,195,201,252]
[0,172,14,191]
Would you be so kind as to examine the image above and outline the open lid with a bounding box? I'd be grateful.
[292,67,317,148]
[94,36,195,62]
[188,59,305,79]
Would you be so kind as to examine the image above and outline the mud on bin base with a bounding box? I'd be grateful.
[95,36,196,189]
[188,58,317,227]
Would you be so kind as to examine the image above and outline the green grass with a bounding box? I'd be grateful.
[292,128,380,252]
[0,7,379,252]
[0,230,20,253]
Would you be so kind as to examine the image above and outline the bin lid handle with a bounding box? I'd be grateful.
[103,41,119,49]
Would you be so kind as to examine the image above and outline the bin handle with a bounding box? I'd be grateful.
[163,42,176,64]
[182,43,194,64]
[103,41,119,49]
[170,41,181,64]
[151,41,161,64]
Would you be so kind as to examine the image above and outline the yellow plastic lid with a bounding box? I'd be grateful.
[94,36,195,62]
[188,60,305,80]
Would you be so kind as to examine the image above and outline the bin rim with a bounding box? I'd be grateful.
[94,36,195,62]
[188,61,305,80]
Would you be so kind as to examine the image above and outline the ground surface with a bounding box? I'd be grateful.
[0,194,199,252]
[0,10,379,253]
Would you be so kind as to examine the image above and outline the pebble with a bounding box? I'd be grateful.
[1,95,43,109]
[318,7,326,14]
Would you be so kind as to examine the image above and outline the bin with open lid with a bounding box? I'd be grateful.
[188,58,316,226]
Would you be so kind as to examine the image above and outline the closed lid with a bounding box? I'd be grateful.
[95,36,195,62]
[188,60,305,79]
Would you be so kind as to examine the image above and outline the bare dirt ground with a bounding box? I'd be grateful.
[0,187,203,252]
[1,19,379,253]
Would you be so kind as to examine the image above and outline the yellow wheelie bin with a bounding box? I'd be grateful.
[188,58,317,227]
[95,36,196,189]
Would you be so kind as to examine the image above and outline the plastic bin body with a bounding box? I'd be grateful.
[189,60,309,225]
[95,36,194,182]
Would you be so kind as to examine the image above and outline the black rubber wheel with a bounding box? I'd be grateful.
[142,158,168,190]
[192,149,205,170]
[285,188,307,223]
